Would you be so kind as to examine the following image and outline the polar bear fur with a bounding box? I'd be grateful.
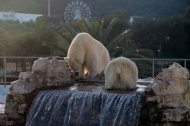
[65,32,110,79]
[104,57,138,90]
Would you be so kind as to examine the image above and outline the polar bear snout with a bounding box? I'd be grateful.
[73,69,79,76]
[74,71,79,76]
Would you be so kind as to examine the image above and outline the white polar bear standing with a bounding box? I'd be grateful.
[104,57,138,90]
[64,32,110,79]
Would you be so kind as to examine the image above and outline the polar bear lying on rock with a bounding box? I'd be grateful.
[104,57,138,90]
[65,32,110,79]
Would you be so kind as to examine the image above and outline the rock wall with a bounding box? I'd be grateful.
[0,57,72,126]
[0,57,190,126]
[144,62,190,125]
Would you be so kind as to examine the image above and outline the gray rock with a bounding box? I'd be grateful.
[146,62,190,95]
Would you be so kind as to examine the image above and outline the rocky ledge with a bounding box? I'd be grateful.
[0,57,189,126]
[144,62,190,125]
[0,57,72,126]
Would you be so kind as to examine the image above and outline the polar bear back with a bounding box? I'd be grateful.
[69,33,108,53]
[104,57,138,90]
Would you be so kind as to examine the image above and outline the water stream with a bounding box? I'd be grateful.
[26,90,144,126]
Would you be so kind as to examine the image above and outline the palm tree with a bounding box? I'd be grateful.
[43,18,132,57]
[44,17,155,59]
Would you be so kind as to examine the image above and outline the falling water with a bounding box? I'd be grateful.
[25,90,144,126]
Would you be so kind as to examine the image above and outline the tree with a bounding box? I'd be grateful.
[0,32,51,56]
[184,7,190,58]
[185,7,190,19]
[102,10,129,43]
[44,18,131,57]
[35,16,57,44]
[129,15,190,58]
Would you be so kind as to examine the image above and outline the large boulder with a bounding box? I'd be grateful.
[144,62,190,125]
[31,57,71,87]
[2,57,72,126]
[10,80,35,95]
[146,62,189,96]
[9,57,71,95]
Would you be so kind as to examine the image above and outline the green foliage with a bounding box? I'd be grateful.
[0,20,34,33]
[112,10,129,20]
[185,7,190,19]
[102,10,129,43]
[124,48,155,58]
[44,18,132,57]
[43,9,155,58]
[56,18,119,55]
[0,18,56,56]
[35,16,57,51]
[43,14,155,59]
[184,7,190,58]
[0,3,189,59]
[0,31,51,56]
[129,15,190,58]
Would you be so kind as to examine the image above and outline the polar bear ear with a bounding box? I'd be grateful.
[75,58,80,62]
[64,57,69,62]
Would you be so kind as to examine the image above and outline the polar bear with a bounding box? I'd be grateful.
[104,57,138,90]
[64,32,110,79]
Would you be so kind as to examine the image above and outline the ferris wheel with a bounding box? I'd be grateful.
[64,0,91,23]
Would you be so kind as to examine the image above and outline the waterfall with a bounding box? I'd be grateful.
[26,90,144,126]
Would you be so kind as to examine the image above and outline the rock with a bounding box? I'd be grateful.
[5,102,18,110]
[3,57,73,125]
[154,72,163,81]
[145,63,190,95]
[18,104,26,109]
[93,70,105,80]
[11,94,25,103]
[9,57,72,95]
[28,72,39,85]
[6,94,14,102]
[146,81,187,96]
[164,62,189,82]
[31,57,71,87]
[18,104,27,114]
[144,62,190,125]
[0,113,15,126]
[46,57,71,86]
[9,80,36,95]
[4,58,190,126]
[146,93,190,109]
[32,58,49,73]
[5,108,22,119]
[17,109,25,114]
[151,107,190,122]
[19,72,30,82]
[137,78,154,85]
[161,108,189,121]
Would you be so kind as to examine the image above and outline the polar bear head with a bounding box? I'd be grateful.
[64,57,83,75]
